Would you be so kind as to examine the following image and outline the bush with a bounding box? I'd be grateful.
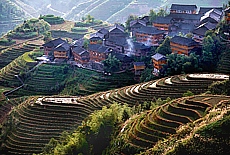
[71,27,88,32]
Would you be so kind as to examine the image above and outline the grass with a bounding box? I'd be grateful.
[23,52,36,62]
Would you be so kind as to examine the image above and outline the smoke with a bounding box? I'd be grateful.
[144,37,152,46]
[126,38,135,56]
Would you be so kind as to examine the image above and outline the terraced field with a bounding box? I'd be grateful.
[120,95,230,152]
[0,43,40,70]
[3,96,99,154]
[1,73,228,154]
[0,52,37,87]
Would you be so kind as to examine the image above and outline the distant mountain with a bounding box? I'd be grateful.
[0,0,229,36]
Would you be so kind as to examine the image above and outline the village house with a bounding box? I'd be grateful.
[111,52,133,70]
[53,42,70,59]
[170,36,200,56]
[200,9,223,24]
[193,22,217,42]
[42,38,66,56]
[152,53,167,74]
[108,24,126,37]
[170,4,197,14]
[72,46,89,65]
[135,26,165,46]
[130,19,147,36]
[125,41,151,57]
[199,7,223,15]
[133,62,146,76]
[89,28,109,44]
[105,36,127,53]
[88,44,112,62]
[152,16,172,31]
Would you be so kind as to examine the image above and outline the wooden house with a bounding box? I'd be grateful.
[109,24,126,37]
[199,7,223,15]
[200,9,223,24]
[53,42,70,59]
[170,4,197,14]
[135,26,165,46]
[72,46,89,64]
[111,52,133,70]
[89,28,109,44]
[133,62,146,75]
[105,36,127,53]
[88,44,111,62]
[130,19,147,35]
[193,22,217,42]
[152,53,167,73]
[153,17,172,31]
[42,38,65,56]
[170,36,199,56]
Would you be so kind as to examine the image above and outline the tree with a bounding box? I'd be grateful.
[43,32,52,43]
[157,7,168,17]
[102,54,121,72]
[155,37,171,55]
[125,15,137,31]
[149,9,157,23]
[83,38,89,49]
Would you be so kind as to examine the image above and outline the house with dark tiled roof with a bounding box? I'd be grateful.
[168,13,202,25]
[152,53,167,73]
[105,36,127,53]
[53,42,70,59]
[130,19,147,35]
[88,44,112,62]
[72,46,89,64]
[200,9,223,24]
[133,62,146,75]
[170,36,200,56]
[125,41,151,57]
[109,24,126,37]
[153,16,172,31]
[170,4,197,14]
[193,22,217,42]
[42,38,66,56]
[111,52,133,70]
[199,7,223,15]
[89,28,109,44]
[225,7,230,24]
[135,26,166,46]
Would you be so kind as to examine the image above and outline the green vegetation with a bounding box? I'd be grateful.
[39,15,64,25]
[6,19,50,39]
[102,54,121,73]
[42,103,133,155]
[0,38,16,46]
[71,27,88,32]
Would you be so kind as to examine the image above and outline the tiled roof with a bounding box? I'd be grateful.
[107,36,127,46]
[170,4,197,11]
[111,53,133,62]
[89,33,104,40]
[168,13,202,20]
[153,16,172,24]
[200,9,222,23]
[42,38,65,48]
[88,44,110,53]
[133,62,145,66]
[193,22,217,36]
[109,24,125,33]
[133,42,150,50]
[152,53,166,61]
[54,42,70,52]
[97,28,109,35]
[136,26,165,35]
[130,19,147,27]
[72,46,87,55]
[171,36,199,46]
[199,7,223,14]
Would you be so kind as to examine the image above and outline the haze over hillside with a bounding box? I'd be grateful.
[0,0,228,36]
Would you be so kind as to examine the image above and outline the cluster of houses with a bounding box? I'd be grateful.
[42,4,230,76]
